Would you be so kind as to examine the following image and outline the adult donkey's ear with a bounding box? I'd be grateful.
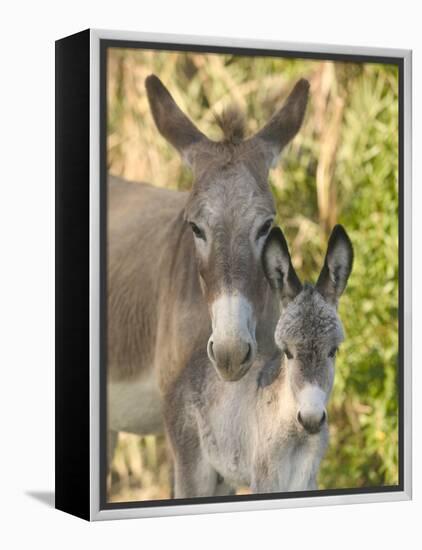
[262,227,302,307]
[316,225,354,306]
[251,78,310,169]
[145,75,209,166]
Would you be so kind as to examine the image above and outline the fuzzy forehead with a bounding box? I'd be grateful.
[185,161,275,222]
[275,285,344,348]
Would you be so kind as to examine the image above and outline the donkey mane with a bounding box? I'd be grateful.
[214,106,246,144]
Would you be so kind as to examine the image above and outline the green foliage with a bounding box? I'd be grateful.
[108,50,399,499]
[318,64,399,488]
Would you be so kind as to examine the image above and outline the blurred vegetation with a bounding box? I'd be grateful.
[107,48,399,501]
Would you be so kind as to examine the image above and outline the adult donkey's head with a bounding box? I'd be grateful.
[146,75,309,381]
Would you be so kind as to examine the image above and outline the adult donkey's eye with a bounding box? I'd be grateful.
[256,219,273,240]
[190,222,206,241]
[328,347,338,358]
[284,348,293,360]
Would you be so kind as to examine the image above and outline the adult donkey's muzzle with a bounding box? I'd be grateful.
[208,292,257,381]
[207,336,255,381]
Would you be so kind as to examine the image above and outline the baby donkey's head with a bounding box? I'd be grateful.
[262,225,353,435]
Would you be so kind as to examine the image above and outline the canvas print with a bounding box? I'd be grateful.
[104,46,400,504]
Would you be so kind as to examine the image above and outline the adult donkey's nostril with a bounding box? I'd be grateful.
[297,411,304,427]
[207,339,216,362]
[241,343,252,365]
[297,409,326,434]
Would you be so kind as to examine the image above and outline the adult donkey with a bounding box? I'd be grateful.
[107,75,310,468]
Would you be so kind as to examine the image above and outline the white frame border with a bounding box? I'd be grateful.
[89,29,412,521]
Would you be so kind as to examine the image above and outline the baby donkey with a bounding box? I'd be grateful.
[165,225,353,497]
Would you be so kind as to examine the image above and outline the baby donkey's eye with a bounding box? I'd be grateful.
[284,348,293,360]
[328,346,338,358]
[189,222,206,241]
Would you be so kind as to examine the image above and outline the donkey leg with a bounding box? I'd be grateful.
[164,374,219,498]
[107,430,119,493]
[174,454,218,498]
[108,430,119,467]
[166,408,218,497]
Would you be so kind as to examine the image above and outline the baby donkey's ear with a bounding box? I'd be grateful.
[316,225,354,306]
[262,227,302,306]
